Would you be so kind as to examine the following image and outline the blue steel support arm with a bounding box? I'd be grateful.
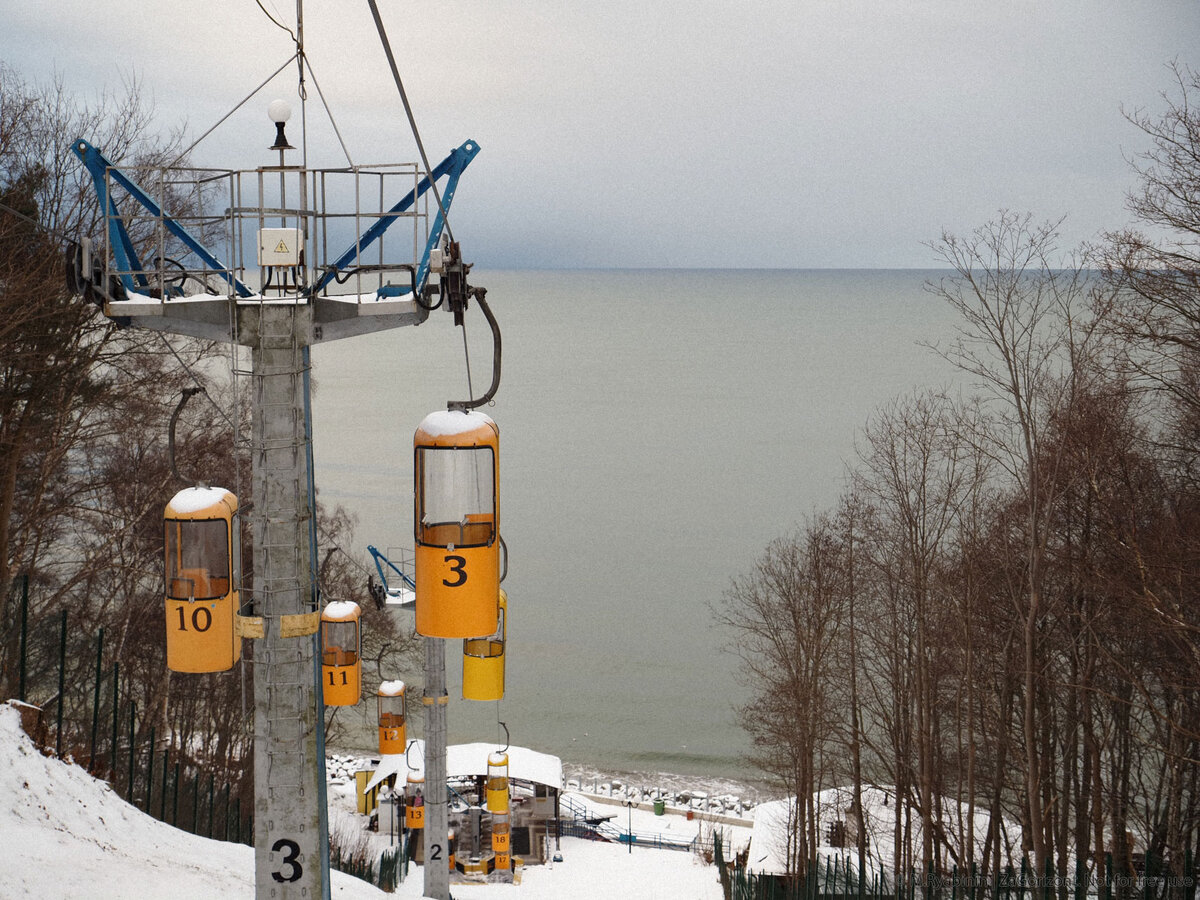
[367,545,416,593]
[314,139,479,297]
[71,139,254,298]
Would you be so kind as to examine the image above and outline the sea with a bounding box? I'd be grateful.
[309,268,960,799]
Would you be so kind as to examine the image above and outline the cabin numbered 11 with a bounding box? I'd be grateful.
[164,486,242,673]
[414,409,500,638]
[321,601,362,706]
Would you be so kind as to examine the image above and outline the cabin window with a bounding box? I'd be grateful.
[165,519,230,600]
[322,619,359,666]
[416,446,495,548]
[379,693,405,728]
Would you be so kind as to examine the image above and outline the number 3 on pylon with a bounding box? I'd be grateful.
[271,838,302,883]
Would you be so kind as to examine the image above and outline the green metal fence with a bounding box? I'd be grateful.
[6,582,255,846]
[714,835,1198,900]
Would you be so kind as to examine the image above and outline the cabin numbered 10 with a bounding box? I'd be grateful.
[414,409,500,638]
[164,486,242,673]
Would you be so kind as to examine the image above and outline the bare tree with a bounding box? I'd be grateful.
[925,211,1106,874]
[715,520,848,876]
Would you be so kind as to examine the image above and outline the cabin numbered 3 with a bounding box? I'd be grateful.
[164,487,242,673]
[321,601,362,706]
[414,409,500,639]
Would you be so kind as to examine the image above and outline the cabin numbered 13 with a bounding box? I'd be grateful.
[164,486,242,673]
[414,409,500,638]
[321,601,362,706]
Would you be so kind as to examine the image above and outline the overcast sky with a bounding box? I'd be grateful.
[4,1,1198,268]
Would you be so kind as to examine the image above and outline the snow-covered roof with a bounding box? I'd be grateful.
[364,742,562,794]
[378,680,406,696]
[322,600,360,620]
[385,586,415,608]
[748,797,794,875]
[166,486,234,515]
[416,408,495,438]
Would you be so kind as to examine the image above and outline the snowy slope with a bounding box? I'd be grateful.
[0,701,727,899]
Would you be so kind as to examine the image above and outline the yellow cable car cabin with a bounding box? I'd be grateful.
[164,486,241,673]
[378,680,406,755]
[405,773,425,829]
[486,751,509,814]
[492,808,511,871]
[321,601,361,706]
[414,409,499,639]
[463,590,507,701]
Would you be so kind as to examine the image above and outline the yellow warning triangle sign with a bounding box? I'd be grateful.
[274,240,290,254]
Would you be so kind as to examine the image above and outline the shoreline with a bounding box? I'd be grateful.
[327,746,780,815]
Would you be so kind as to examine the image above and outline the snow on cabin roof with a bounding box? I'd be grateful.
[322,600,360,620]
[167,486,234,515]
[364,742,562,795]
[378,680,406,696]
[417,409,495,438]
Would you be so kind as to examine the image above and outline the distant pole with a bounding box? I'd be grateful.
[126,701,136,803]
[17,574,28,702]
[55,609,66,757]
[110,661,119,775]
[145,725,156,812]
[90,628,104,769]
[626,800,633,854]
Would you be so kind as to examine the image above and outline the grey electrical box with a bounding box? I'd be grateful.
[259,227,303,266]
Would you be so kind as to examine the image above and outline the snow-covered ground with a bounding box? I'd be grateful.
[0,701,739,899]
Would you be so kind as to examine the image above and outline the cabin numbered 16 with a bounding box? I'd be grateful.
[164,486,242,673]
[414,409,500,638]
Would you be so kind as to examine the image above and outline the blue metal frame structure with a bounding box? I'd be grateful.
[314,139,480,297]
[72,139,254,298]
[71,137,479,301]
[368,545,417,594]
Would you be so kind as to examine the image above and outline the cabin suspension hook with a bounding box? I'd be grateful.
[168,387,206,487]
[375,642,391,680]
[437,241,501,411]
[447,287,501,411]
[498,721,510,753]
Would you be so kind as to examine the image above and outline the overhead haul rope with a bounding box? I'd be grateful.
[170,50,352,166]
[170,55,296,166]
[365,0,455,243]
[460,320,474,403]
[254,0,296,39]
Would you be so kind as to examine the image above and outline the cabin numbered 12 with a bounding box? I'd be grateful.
[164,486,242,673]
[414,409,500,639]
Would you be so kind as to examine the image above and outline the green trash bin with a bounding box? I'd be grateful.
[653,799,665,816]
